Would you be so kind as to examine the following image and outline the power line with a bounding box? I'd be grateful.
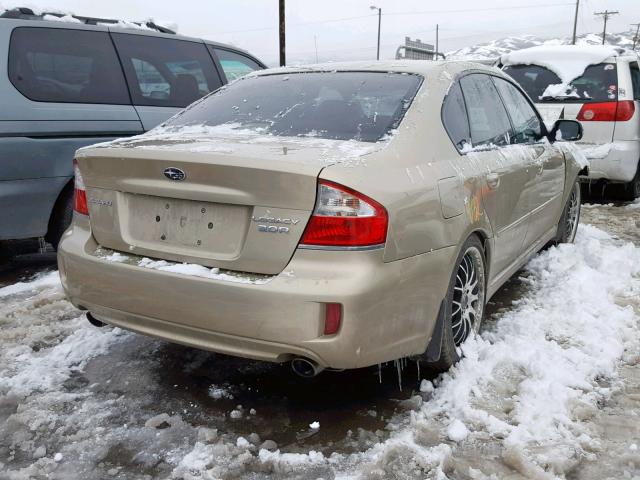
[384,3,574,16]
[217,3,573,36]
[218,13,376,35]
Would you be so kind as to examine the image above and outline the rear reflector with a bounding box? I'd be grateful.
[300,180,388,248]
[73,159,89,215]
[577,100,635,122]
[324,303,342,335]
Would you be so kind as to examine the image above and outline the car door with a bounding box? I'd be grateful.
[459,73,531,280]
[1,24,143,239]
[111,33,224,130]
[492,76,565,250]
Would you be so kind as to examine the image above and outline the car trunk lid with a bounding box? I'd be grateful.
[77,136,377,275]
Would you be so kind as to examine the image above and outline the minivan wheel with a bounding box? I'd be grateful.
[425,235,486,373]
[554,181,581,244]
[46,187,73,250]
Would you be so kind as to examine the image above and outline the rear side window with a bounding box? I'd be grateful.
[492,77,543,144]
[165,72,422,142]
[211,48,263,81]
[630,62,640,101]
[8,27,129,104]
[460,74,513,147]
[503,63,618,102]
[442,82,471,152]
[112,34,222,108]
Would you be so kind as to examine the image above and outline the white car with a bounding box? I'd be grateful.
[501,45,640,200]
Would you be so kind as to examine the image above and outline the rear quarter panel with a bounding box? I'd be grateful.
[319,70,493,264]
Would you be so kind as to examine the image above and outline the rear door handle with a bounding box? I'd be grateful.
[486,173,500,189]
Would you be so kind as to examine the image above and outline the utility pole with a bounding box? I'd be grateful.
[314,35,318,63]
[370,5,381,60]
[571,0,579,44]
[632,23,640,50]
[279,0,285,66]
[435,24,439,60]
[594,10,619,45]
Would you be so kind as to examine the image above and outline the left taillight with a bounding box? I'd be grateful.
[73,159,89,216]
[299,180,388,248]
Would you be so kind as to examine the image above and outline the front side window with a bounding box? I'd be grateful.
[503,63,618,102]
[112,34,222,108]
[460,74,513,148]
[164,71,422,142]
[212,48,263,81]
[442,82,471,152]
[492,77,543,144]
[8,27,129,104]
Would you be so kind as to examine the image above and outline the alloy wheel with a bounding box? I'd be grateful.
[565,183,581,242]
[451,248,485,346]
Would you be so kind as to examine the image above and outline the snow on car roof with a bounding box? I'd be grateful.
[500,45,627,85]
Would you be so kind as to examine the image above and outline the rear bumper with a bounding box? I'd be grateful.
[57,217,455,369]
[578,141,640,183]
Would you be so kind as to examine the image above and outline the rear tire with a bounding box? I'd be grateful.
[554,181,581,244]
[45,187,73,250]
[621,162,640,201]
[424,235,486,373]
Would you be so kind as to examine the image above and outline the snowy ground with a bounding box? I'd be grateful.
[0,200,639,480]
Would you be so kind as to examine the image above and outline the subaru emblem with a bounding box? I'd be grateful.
[163,167,186,181]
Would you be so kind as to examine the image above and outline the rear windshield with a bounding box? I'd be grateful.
[503,63,618,103]
[164,71,423,142]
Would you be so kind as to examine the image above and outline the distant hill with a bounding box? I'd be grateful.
[447,31,638,60]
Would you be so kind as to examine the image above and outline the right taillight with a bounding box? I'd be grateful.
[577,100,635,122]
[299,180,388,248]
[73,159,89,216]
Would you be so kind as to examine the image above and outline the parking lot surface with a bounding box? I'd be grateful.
[1,199,639,479]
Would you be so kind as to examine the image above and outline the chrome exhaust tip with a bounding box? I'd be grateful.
[86,312,106,328]
[291,357,324,378]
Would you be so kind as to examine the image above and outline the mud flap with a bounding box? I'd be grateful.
[424,299,448,362]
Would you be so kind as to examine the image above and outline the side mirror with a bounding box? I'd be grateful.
[549,119,583,142]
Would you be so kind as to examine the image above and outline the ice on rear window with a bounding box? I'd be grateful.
[502,46,621,102]
[162,71,422,143]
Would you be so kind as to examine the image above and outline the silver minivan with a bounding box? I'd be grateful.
[501,45,640,200]
[0,7,265,251]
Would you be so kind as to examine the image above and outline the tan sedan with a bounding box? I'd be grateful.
[58,61,584,376]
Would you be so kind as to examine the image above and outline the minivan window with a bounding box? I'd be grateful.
[8,27,129,104]
[460,74,513,147]
[212,48,262,81]
[630,62,640,101]
[492,77,543,144]
[112,34,222,108]
[442,82,471,151]
[164,72,422,142]
[503,63,618,103]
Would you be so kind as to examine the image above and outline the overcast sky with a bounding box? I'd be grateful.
[4,0,640,64]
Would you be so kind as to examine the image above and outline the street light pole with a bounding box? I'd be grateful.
[370,6,381,60]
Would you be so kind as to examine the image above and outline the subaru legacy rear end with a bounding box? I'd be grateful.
[501,46,640,199]
[57,68,452,372]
